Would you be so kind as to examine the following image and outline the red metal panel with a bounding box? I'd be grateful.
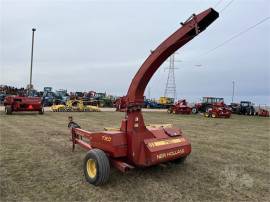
[144,137,191,165]
[4,95,42,112]
[75,139,92,150]
[73,129,128,158]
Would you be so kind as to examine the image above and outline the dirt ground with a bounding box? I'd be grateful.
[0,111,269,202]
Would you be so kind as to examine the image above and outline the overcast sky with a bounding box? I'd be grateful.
[1,0,270,104]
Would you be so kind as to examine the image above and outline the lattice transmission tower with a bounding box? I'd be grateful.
[164,54,178,100]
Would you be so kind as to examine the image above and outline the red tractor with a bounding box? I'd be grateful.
[192,97,225,114]
[68,8,218,185]
[4,95,44,115]
[204,102,231,118]
[168,99,192,114]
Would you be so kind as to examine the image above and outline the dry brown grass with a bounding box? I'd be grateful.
[0,111,269,201]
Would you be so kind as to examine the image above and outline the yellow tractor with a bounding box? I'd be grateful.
[158,97,172,105]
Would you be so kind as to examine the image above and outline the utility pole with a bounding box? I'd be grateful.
[232,81,235,103]
[164,53,177,100]
[29,28,36,90]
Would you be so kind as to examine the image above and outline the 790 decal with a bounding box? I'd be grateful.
[102,135,112,142]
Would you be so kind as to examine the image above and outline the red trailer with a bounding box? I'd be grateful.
[68,8,219,185]
[168,99,192,114]
[258,108,269,117]
[4,95,44,115]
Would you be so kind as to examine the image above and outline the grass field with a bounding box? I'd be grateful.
[0,111,269,202]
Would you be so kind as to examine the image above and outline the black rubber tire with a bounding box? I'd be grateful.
[172,156,187,164]
[192,107,197,114]
[39,108,44,114]
[5,106,12,115]
[83,149,110,186]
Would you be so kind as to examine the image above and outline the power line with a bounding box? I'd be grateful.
[219,0,234,13]
[214,0,224,8]
[202,16,270,56]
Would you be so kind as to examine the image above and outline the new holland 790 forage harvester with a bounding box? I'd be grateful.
[68,8,219,185]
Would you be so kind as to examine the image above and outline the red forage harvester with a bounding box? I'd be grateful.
[68,8,219,185]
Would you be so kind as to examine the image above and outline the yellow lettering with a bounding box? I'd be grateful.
[156,149,185,160]
[148,138,185,148]
[102,135,112,142]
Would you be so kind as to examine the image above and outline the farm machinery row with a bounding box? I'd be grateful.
[168,97,269,118]
[168,97,231,118]
[42,87,116,107]
[114,96,174,111]
[229,101,269,117]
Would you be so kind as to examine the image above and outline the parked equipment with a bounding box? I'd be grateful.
[144,99,160,109]
[228,102,240,114]
[51,104,66,112]
[55,89,69,103]
[42,87,60,106]
[238,101,255,115]
[157,97,174,108]
[192,97,224,114]
[68,8,218,185]
[93,93,110,107]
[204,102,231,118]
[114,96,127,112]
[0,93,7,104]
[257,106,269,117]
[51,100,100,112]
[4,95,44,115]
[168,99,192,114]
[143,97,174,109]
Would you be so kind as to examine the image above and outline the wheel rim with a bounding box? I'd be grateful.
[86,159,97,178]
[212,114,216,118]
